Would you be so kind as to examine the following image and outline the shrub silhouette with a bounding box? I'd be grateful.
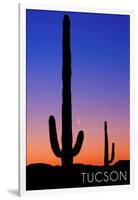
[104,121,115,166]
[49,15,84,167]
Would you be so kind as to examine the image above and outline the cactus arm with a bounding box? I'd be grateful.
[49,115,62,158]
[109,142,115,164]
[72,130,84,156]
[104,121,115,166]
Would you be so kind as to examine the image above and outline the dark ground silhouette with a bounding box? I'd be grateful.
[26,160,130,190]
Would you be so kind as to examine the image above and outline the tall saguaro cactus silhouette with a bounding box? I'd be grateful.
[49,15,84,167]
[104,121,115,166]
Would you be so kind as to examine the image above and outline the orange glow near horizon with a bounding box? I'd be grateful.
[26,119,130,166]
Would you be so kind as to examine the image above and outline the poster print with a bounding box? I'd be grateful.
[26,9,130,190]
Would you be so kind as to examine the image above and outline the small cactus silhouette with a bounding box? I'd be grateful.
[104,121,115,166]
[49,15,84,167]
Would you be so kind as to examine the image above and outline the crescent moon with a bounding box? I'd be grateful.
[77,118,81,125]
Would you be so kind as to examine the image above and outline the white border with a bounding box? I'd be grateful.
[19,3,135,196]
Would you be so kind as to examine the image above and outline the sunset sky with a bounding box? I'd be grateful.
[26,9,130,166]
